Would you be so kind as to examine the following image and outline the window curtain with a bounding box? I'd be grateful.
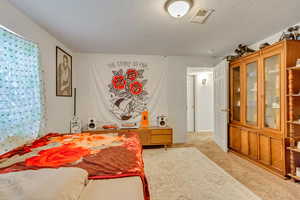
[0,27,44,147]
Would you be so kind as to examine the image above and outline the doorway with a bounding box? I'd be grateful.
[187,68,214,134]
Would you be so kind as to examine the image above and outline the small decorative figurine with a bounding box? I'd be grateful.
[234,44,255,57]
[279,25,300,41]
[226,44,255,61]
[225,55,239,62]
[259,42,270,49]
[140,110,149,128]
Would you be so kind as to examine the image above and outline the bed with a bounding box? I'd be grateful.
[0,132,149,200]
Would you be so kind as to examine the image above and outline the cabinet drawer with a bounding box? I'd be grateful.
[151,129,172,135]
[151,134,172,144]
[138,132,150,145]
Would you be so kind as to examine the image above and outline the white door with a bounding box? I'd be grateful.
[187,75,195,132]
[213,60,229,152]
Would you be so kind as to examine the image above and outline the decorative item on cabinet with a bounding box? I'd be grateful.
[102,124,118,130]
[234,44,255,57]
[157,115,168,127]
[279,25,300,41]
[121,122,139,129]
[140,110,149,128]
[226,44,255,62]
[225,55,239,62]
[259,42,270,49]
[88,118,97,130]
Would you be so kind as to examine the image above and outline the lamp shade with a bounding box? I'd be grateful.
[165,0,193,18]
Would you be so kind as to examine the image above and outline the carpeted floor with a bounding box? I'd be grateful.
[143,147,260,200]
[172,132,300,200]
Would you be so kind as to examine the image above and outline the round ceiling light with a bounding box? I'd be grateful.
[165,0,193,18]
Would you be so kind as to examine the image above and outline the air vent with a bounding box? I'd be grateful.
[190,9,214,24]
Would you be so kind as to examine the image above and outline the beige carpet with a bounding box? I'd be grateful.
[179,133,300,200]
[143,147,261,200]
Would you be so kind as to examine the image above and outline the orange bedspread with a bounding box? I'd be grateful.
[0,132,150,200]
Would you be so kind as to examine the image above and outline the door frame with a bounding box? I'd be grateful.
[187,67,214,133]
[187,74,196,132]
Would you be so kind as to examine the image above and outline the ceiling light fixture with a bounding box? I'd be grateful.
[165,0,193,18]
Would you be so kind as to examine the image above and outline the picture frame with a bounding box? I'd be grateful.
[56,46,72,97]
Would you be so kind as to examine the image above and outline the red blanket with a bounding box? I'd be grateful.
[0,132,149,200]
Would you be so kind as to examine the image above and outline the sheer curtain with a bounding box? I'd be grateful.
[0,27,44,151]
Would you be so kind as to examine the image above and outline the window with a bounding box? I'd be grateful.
[0,27,43,143]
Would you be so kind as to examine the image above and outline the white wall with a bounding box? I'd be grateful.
[0,0,74,133]
[195,72,214,132]
[167,56,215,143]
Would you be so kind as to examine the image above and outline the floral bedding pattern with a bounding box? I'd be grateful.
[0,132,149,200]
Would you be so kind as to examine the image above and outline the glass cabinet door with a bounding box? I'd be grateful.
[232,67,241,121]
[264,55,280,129]
[246,62,258,126]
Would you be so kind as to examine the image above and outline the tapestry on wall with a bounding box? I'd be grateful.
[108,66,149,120]
[84,57,168,126]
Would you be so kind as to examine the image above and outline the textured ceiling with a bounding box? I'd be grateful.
[8,0,300,58]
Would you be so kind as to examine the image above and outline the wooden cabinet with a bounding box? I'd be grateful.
[85,127,173,147]
[229,40,300,177]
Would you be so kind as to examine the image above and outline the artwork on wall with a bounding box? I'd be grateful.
[108,62,149,121]
[56,46,72,97]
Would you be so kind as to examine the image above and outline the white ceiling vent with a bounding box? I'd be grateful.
[190,9,214,24]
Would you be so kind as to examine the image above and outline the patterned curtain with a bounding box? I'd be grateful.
[0,27,44,147]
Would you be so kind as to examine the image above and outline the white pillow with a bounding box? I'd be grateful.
[0,167,88,200]
[79,176,144,200]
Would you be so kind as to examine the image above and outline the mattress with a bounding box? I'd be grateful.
[79,176,144,200]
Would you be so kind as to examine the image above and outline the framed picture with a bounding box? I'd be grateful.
[56,46,72,97]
